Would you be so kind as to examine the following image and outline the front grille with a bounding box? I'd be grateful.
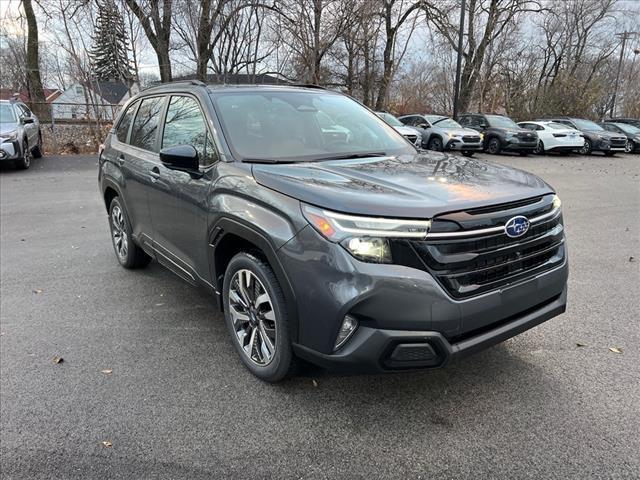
[517,132,537,142]
[611,138,627,147]
[409,199,565,299]
[462,135,481,143]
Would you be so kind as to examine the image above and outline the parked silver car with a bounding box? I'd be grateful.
[0,100,43,169]
[375,112,422,147]
[399,114,483,156]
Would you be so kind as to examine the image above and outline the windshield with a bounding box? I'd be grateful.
[0,104,17,123]
[423,115,445,124]
[212,91,414,162]
[433,117,462,128]
[613,123,640,134]
[572,119,603,131]
[376,112,403,127]
[486,115,518,128]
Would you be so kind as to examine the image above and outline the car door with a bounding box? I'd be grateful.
[148,94,220,285]
[117,96,166,249]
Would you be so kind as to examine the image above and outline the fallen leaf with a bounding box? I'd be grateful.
[32,289,43,294]
[609,347,623,354]
[576,342,587,347]
[312,379,318,387]
[101,369,113,375]
[101,441,112,448]
[53,355,64,364]
[629,256,636,262]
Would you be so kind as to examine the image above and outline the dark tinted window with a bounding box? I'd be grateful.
[130,96,165,152]
[162,96,217,165]
[115,101,138,143]
[17,104,31,117]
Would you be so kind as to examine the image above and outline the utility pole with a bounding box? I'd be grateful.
[611,31,638,118]
[452,0,466,120]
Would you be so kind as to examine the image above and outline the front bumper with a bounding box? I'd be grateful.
[294,286,567,373]
[503,139,538,151]
[0,139,21,161]
[446,139,483,151]
[280,225,569,373]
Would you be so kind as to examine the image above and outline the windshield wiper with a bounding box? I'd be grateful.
[242,158,294,164]
[313,152,387,161]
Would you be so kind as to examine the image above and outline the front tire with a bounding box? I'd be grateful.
[533,140,545,155]
[108,197,151,269]
[486,137,501,155]
[579,139,592,155]
[625,140,635,153]
[428,136,444,151]
[32,133,43,158]
[15,140,32,169]
[223,252,294,382]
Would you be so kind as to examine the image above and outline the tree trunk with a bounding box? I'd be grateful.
[157,38,172,82]
[23,0,49,121]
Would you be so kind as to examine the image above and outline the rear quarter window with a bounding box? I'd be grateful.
[115,101,139,143]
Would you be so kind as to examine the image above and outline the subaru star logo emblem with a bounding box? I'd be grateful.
[505,215,530,238]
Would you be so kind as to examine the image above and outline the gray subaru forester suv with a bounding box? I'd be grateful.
[0,100,43,169]
[99,82,568,382]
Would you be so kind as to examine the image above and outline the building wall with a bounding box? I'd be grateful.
[51,83,119,121]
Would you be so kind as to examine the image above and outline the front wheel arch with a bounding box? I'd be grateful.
[210,218,299,342]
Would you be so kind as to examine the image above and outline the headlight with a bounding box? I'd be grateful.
[448,133,462,138]
[301,204,431,263]
[479,133,484,140]
[1,130,18,141]
[552,194,561,210]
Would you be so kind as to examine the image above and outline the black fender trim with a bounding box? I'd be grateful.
[208,217,299,342]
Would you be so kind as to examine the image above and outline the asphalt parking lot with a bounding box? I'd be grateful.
[1,151,639,479]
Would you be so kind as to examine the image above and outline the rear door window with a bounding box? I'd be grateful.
[162,96,218,166]
[130,96,165,152]
[115,101,139,143]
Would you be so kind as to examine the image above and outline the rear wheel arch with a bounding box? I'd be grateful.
[209,218,299,341]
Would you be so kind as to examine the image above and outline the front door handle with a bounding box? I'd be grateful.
[117,155,125,166]
[149,166,161,181]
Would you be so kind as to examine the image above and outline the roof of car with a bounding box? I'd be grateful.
[141,81,330,95]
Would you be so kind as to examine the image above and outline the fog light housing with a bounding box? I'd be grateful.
[333,315,358,351]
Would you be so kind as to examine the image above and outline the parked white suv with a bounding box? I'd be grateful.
[517,121,584,154]
[0,100,43,169]
[399,114,483,156]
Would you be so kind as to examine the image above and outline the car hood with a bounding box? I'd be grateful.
[252,152,553,218]
[0,123,19,136]
[436,127,479,136]
[393,126,420,136]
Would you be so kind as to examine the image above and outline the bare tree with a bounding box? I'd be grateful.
[23,0,50,119]
[123,0,173,82]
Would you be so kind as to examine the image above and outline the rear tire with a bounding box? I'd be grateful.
[108,197,151,269]
[15,140,32,169]
[533,140,545,155]
[223,252,295,382]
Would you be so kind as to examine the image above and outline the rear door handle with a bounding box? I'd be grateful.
[117,155,125,166]
[149,166,161,181]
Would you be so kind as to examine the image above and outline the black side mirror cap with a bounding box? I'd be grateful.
[21,117,35,124]
[159,145,200,172]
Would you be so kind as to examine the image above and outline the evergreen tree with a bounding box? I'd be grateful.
[90,0,134,82]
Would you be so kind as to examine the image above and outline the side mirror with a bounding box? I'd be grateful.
[160,145,199,172]
[418,123,429,129]
[21,117,35,124]
[478,123,487,129]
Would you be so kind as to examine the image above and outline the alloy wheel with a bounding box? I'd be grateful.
[110,205,129,261]
[22,142,32,167]
[625,141,633,153]
[228,269,277,366]
[534,141,544,155]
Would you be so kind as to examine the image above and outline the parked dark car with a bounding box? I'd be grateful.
[99,82,568,382]
[599,121,640,153]
[457,113,538,155]
[606,117,640,129]
[0,99,43,169]
[540,117,627,155]
[398,114,482,155]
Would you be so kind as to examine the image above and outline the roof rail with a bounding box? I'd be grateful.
[289,83,326,90]
[143,79,207,90]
